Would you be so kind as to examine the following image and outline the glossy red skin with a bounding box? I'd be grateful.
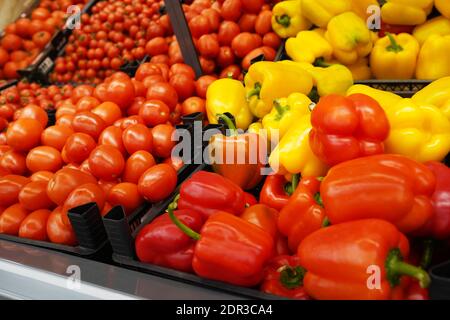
[260,255,310,299]
[0,150,27,175]
[309,94,390,166]
[146,82,178,111]
[6,118,43,152]
[46,206,77,245]
[62,183,105,225]
[135,209,204,272]
[88,145,125,181]
[72,111,107,140]
[0,175,30,207]
[94,73,135,109]
[63,133,97,164]
[122,124,153,155]
[0,204,29,235]
[98,126,126,155]
[122,150,156,184]
[41,125,74,151]
[107,182,144,216]
[26,146,63,173]
[137,164,177,202]
[139,100,170,127]
[151,124,175,159]
[260,175,290,211]
[19,181,54,211]
[18,209,51,241]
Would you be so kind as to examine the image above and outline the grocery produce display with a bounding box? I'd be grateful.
[0,0,450,301]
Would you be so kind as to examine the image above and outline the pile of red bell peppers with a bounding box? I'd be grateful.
[134,152,449,300]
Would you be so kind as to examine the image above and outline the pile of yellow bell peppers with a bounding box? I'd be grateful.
[271,0,450,80]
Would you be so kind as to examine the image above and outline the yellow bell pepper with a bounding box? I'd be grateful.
[247,122,263,134]
[262,93,312,140]
[271,0,311,39]
[269,114,328,176]
[285,30,333,64]
[385,98,450,163]
[413,16,450,46]
[279,60,353,100]
[381,0,434,26]
[370,33,420,79]
[325,12,373,65]
[416,35,450,80]
[346,84,402,110]
[301,0,351,28]
[244,61,313,119]
[435,0,450,19]
[351,0,380,20]
[412,77,450,119]
[206,78,253,130]
[346,58,372,80]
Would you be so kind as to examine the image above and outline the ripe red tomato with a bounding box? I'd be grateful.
[114,115,144,130]
[62,183,105,224]
[18,209,51,241]
[0,150,27,175]
[98,126,126,155]
[122,124,153,155]
[107,182,143,216]
[30,171,54,183]
[137,164,177,202]
[72,111,106,140]
[135,63,162,81]
[19,181,54,211]
[145,37,169,56]
[195,75,217,99]
[122,150,156,184]
[139,100,170,127]
[71,85,95,104]
[41,125,74,151]
[63,133,97,164]
[189,15,210,38]
[181,97,206,116]
[75,96,100,112]
[46,168,97,206]
[32,31,52,48]
[242,0,264,13]
[26,146,62,173]
[239,14,257,32]
[91,101,122,126]
[169,63,196,79]
[163,156,184,172]
[242,46,276,70]
[197,34,220,58]
[221,0,242,21]
[263,32,281,49]
[88,145,125,181]
[132,79,146,97]
[1,34,22,51]
[94,73,135,109]
[217,46,235,68]
[0,204,29,236]
[18,104,48,128]
[169,74,196,101]
[231,32,262,58]
[220,64,241,79]
[151,124,176,158]
[146,82,178,110]
[6,118,43,152]
[255,10,272,35]
[46,206,77,245]
[0,175,29,207]
[202,8,221,31]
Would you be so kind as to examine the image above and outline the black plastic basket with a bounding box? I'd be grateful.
[0,79,18,92]
[430,260,450,300]
[0,202,110,258]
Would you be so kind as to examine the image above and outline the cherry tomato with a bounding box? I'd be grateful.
[71,85,94,104]
[202,8,221,31]
[195,75,217,99]
[94,73,135,109]
[199,56,216,74]
[145,37,169,56]
[26,146,62,173]
[0,175,29,207]
[46,167,97,206]
[263,32,282,50]
[41,125,74,151]
[88,145,125,181]
[19,181,54,211]
[151,124,176,159]
[197,34,220,59]
[114,115,144,130]
[232,32,262,58]
[122,150,155,184]
[242,46,276,70]
[169,74,196,101]
[132,79,146,97]
[135,63,162,81]
[255,10,272,35]
[122,124,153,155]
[72,111,106,140]
[98,126,126,155]
[169,63,196,79]
[63,133,97,164]
[6,118,43,152]
[47,206,77,245]
[241,0,264,13]
[138,100,170,127]
[239,14,257,32]
[30,171,54,182]
[91,101,122,126]
[220,65,242,79]
[189,15,210,38]
[137,164,177,202]
[107,182,143,216]
[217,46,235,68]
[146,82,178,111]
[163,156,184,172]
[0,204,29,236]
[18,209,51,241]
[18,104,48,128]
[62,182,105,225]
[181,97,206,116]
[75,96,100,112]
[0,150,27,175]
[221,0,242,21]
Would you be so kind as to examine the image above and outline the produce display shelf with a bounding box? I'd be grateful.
[0,239,240,300]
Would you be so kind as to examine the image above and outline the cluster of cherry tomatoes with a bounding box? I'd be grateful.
[0,63,209,245]
[0,0,88,80]
[184,0,281,79]
[50,0,177,83]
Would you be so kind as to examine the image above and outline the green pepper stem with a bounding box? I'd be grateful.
[313,57,332,68]
[273,100,284,116]
[278,265,306,289]
[321,217,330,228]
[386,32,403,53]
[314,192,323,207]
[386,248,430,289]
[216,113,238,136]
[275,14,291,27]
[167,195,201,241]
[420,239,435,270]
[246,82,262,100]
[285,174,300,196]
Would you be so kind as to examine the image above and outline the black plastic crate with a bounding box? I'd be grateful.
[0,79,19,92]
[430,260,450,300]
[0,202,110,258]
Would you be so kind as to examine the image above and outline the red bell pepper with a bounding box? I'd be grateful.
[379,21,415,37]
[260,174,299,211]
[209,114,266,190]
[135,209,204,273]
[260,255,309,300]
[168,206,274,287]
[241,204,290,256]
[177,171,246,220]
[309,94,390,166]
[321,154,436,234]
[298,219,431,300]
[278,176,327,252]
[419,161,450,239]
[244,192,258,207]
